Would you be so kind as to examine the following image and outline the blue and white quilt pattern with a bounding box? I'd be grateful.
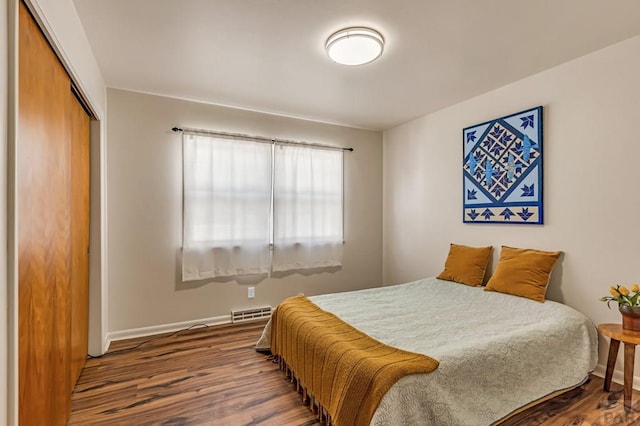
[463,106,543,224]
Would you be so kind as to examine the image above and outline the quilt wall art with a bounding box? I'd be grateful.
[463,106,543,224]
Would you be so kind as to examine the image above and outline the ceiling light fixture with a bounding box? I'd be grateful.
[325,27,384,66]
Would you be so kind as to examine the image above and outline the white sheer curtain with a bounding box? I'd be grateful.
[272,144,343,271]
[182,134,272,280]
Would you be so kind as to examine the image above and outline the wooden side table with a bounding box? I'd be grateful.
[598,323,640,412]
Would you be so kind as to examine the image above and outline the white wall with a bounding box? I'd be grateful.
[106,89,383,334]
[383,35,640,379]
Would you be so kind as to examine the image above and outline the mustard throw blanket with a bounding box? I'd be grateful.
[271,295,439,426]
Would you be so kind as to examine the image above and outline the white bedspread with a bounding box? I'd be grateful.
[258,277,598,425]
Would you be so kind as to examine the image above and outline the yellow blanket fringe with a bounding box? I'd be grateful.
[271,295,439,426]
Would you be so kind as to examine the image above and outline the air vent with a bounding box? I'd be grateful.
[231,306,272,323]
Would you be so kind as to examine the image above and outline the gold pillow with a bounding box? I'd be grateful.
[485,246,561,302]
[436,243,493,287]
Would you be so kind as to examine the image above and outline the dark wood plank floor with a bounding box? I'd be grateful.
[70,320,640,425]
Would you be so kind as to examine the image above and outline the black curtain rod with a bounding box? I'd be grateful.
[172,126,354,152]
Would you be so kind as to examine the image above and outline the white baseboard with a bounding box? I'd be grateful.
[101,335,110,355]
[87,335,112,358]
[105,314,231,346]
[593,363,640,390]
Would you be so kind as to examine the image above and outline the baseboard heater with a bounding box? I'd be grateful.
[231,306,272,323]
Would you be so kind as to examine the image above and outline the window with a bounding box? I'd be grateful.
[182,133,343,281]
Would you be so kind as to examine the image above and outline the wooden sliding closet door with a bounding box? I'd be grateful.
[18,2,91,425]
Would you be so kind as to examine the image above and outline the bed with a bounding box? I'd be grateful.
[256,277,598,425]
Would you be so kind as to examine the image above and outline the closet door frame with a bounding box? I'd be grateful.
[7,1,105,424]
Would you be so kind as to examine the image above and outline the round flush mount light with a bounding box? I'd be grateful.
[325,27,385,66]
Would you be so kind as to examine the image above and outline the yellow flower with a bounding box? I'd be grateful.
[632,284,639,293]
[611,288,621,298]
[620,286,630,296]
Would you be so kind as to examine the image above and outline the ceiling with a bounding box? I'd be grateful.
[73,0,640,130]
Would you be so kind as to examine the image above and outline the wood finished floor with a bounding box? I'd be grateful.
[70,320,640,425]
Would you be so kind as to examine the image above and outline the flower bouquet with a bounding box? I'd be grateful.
[600,284,640,331]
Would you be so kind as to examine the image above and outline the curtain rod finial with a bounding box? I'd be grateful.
[172,127,183,132]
